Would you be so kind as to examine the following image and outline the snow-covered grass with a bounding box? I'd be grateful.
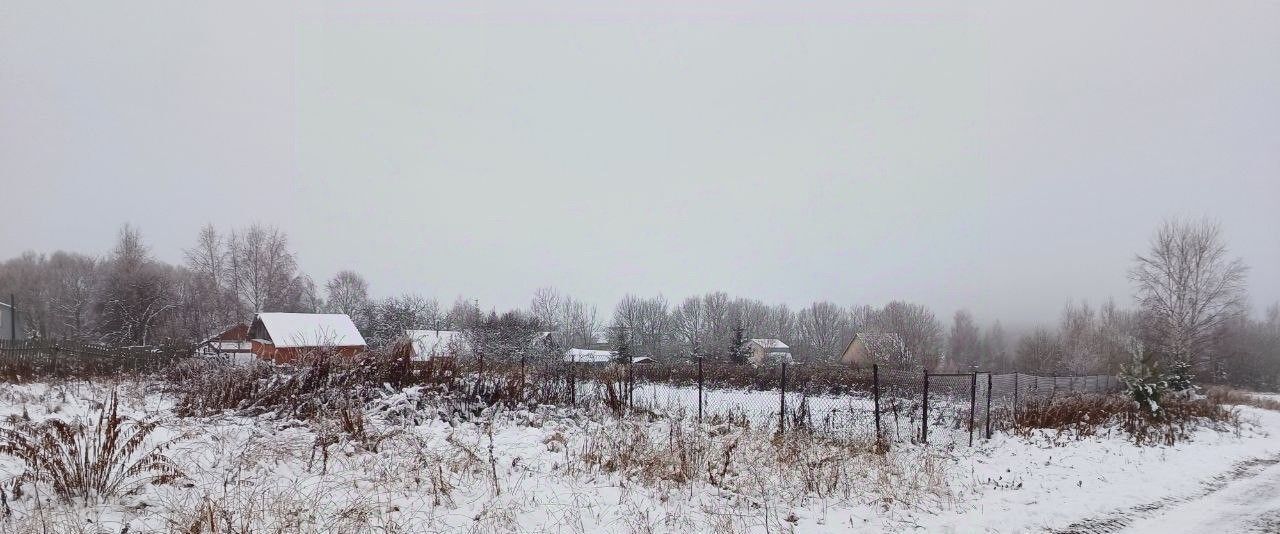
[0,377,1274,533]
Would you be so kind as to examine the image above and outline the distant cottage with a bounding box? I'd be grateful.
[841,332,910,366]
[401,329,470,361]
[248,313,366,364]
[745,338,792,366]
[564,348,652,365]
[196,323,252,359]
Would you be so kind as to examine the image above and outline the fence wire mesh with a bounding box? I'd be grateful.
[0,341,1125,447]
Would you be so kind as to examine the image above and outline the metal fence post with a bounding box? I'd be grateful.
[1012,372,1020,419]
[569,360,576,407]
[921,370,929,445]
[873,364,882,448]
[968,371,977,447]
[985,372,993,439]
[696,353,706,425]
[779,361,787,436]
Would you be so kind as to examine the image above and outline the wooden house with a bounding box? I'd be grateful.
[248,313,366,364]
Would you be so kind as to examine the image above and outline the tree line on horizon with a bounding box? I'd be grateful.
[0,219,1276,389]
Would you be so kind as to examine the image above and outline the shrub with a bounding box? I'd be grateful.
[0,390,184,503]
[1013,392,1237,445]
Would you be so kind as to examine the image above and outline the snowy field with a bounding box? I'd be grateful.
[0,379,1276,533]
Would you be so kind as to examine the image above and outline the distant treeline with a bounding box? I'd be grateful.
[1,219,1277,389]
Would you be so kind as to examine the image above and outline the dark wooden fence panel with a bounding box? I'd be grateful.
[0,339,191,380]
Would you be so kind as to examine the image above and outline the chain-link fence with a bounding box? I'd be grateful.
[417,356,1124,448]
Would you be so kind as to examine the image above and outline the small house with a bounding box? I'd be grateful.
[402,329,470,361]
[196,323,253,361]
[564,348,651,365]
[746,338,792,366]
[841,332,910,366]
[248,313,366,364]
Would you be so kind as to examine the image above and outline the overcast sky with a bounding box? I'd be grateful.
[2,0,1277,327]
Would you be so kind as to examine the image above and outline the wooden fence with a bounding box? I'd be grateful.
[0,339,192,380]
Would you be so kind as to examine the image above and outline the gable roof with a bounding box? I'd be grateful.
[250,313,366,348]
[201,323,249,344]
[844,332,910,360]
[565,348,613,363]
[563,348,650,364]
[404,329,469,360]
[748,338,789,350]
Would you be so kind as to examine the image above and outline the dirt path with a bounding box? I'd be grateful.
[1048,454,1280,534]
[1117,458,1280,533]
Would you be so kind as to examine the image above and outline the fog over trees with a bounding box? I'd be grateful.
[1,218,1277,388]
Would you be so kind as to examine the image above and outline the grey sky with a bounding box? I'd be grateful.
[2,1,1277,327]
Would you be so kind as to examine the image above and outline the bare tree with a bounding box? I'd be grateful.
[670,296,707,357]
[1131,218,1248,369]
[47,251,99,339]
[765,304,796,348]
[612,294,669,361]
[325,270,369,316]
[869,301,943,369]
[446,297,482,330]
[730,298,770,340]
[228,224,301,313]
[982,321,1010,371]
[794,301,850,362]
[1016,328,1063,374]
[1058,300,1098,373]
[182,224,244,336]
[95,225,179,345]
[558,296,598,349]
[529,287,561,329]
[701,291,732,351]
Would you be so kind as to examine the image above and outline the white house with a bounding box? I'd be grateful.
[564,348,651,365]
[745,338,792,366]
[403,329,470,361]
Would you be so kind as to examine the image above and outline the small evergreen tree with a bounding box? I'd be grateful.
[1119,341,1171,415]
[611,326,632,365]
[727,322,750,365]
[1166,359,1196,392]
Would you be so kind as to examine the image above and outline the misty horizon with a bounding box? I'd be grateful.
[3,1,1278,330]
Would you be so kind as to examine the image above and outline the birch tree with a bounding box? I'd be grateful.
[1131,218,1247,368]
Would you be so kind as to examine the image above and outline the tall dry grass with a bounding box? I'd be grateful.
[1011,392,1239,446]
[1203,386,1280,412]
[0,390,184,504]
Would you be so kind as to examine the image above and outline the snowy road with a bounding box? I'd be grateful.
[1046,453,1280,534]
[1117,458,1280,534]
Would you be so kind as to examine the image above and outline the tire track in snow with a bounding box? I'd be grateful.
[1045,453,1280,534]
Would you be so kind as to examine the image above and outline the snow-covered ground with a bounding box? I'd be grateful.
[0,380,1274,533]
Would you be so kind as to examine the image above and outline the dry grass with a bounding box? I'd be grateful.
[1204,386,1280,412]
[0,390,184,504]
[567,414,955,512]
[1012,392,1239,446]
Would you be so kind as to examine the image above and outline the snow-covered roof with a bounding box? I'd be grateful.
[749,339,789,350]
[564,348,651,364]
[855,332,906,350]
[404,330,469,361]
[565,348,613,363]
[250,313,366,348]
